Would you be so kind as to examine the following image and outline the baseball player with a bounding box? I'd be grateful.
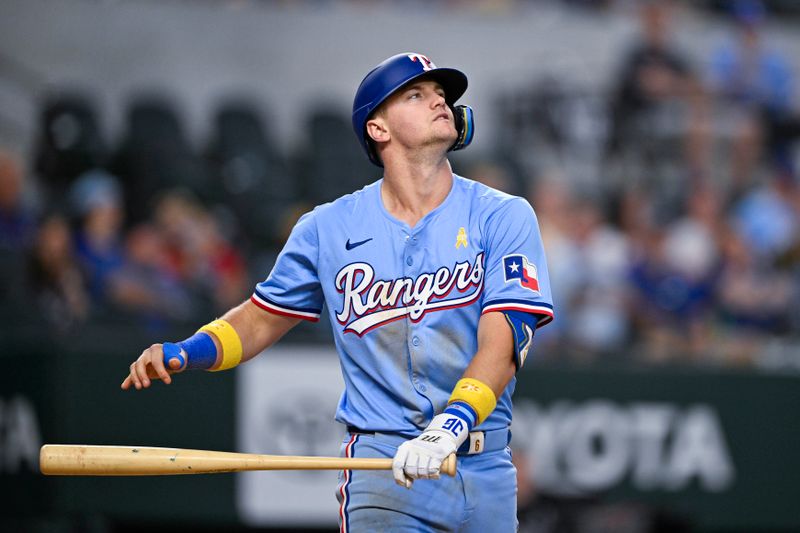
[122,52,554,532]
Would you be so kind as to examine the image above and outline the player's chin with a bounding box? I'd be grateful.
[430,126,457,145]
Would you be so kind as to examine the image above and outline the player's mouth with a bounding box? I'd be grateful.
[433,112,450,122]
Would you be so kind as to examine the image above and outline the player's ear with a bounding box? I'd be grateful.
[366,116,390,144]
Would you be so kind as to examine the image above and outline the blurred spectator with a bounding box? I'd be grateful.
[153,189,248,314]
[153,189,203,279]
[715,225,793,363]
[564,196,632,358]
[662,184,723,285]
[710,0,792,114]
[608,0,693,149]
[718,166,798,347]
[27,212,89,332]
[107,224,193,331]
[627,188,720,364]
[708,0,794,195]
[528,78,610,196]
[607,0,710,211]
[196,209,249,311]
[0,151,37,250]
[732,168,798,262]
[531,180,631,361]
[69,170,126,308]
[527,178,576,356]
[661,183,724,357]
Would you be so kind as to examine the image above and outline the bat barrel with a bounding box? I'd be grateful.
[41,445,221,476]
[41,445,322,476]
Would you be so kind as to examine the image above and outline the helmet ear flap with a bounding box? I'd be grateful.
[449,105,474,152]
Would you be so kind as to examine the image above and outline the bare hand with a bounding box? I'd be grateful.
[121,343,185,391]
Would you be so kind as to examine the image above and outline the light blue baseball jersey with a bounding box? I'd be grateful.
[252,174,553,434]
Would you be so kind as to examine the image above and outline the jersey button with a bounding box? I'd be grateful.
[412,336,420,346]
[406,256,413,266]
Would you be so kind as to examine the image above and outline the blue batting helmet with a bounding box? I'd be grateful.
[352,52,474,167]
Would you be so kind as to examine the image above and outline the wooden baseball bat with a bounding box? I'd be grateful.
[39,445,457,477]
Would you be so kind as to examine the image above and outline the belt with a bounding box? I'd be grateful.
[346,425,510,456]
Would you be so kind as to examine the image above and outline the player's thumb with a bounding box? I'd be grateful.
[162,342,186,371]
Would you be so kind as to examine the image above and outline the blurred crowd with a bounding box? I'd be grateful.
[0,94,373,338]
[1,0,798,369]
[488,0,800,370]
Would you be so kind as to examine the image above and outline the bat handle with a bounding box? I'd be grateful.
[162,343,185,369]
[441,453,457,477]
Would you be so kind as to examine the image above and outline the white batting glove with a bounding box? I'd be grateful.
[392,413,469,488]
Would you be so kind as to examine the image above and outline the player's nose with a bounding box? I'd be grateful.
[431,91,446,107]
[430,95,448,115]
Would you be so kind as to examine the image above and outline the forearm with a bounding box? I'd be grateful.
[461,311,516,399]
[218,299,300,363]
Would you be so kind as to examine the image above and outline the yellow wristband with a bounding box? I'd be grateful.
[198,319,243,371]
[448,378,497,425]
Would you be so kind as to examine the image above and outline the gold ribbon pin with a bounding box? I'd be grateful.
[455,227,468,249]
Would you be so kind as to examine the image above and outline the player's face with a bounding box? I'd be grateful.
[379,80,458,153]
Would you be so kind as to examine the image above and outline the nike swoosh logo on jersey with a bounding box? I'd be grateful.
[345,238,373,250]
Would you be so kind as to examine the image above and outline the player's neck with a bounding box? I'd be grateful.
[381,159,453,228]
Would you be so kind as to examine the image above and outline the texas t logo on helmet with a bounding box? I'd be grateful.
[407,53,435,70]
[351,52,475,166]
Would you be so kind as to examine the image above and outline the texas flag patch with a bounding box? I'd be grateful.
[503,254,540,293]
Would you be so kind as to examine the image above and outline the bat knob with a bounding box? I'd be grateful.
[441,453,457,477]
[162,343,185,370]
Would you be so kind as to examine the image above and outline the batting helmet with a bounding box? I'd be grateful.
[352,52,475,167]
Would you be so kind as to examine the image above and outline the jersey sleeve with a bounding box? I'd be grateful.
[251,210,323,322]
[481,197,554,327]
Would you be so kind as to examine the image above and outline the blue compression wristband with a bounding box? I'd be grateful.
[177,331,218,370]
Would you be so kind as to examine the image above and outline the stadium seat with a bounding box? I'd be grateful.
[33,91,107,201]
[111,94,211,225]
[206,100,298,248]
